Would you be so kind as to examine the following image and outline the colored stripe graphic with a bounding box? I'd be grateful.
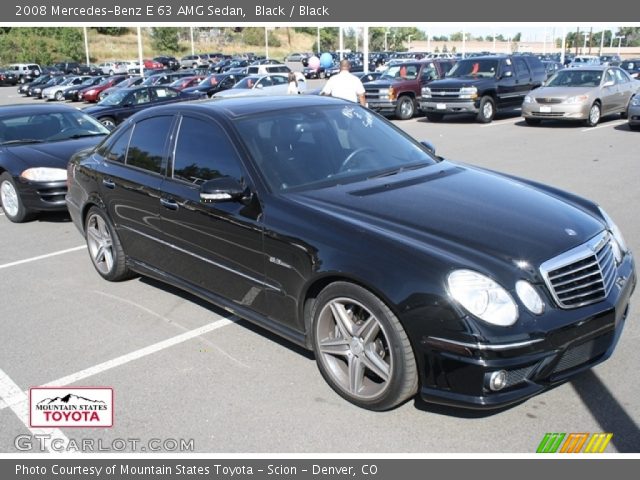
[537,433,613,453]
[537,433,566,453]
[560,433,589,453]
[584,433,613,453]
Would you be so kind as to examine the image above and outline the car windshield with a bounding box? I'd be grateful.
[234,104,438,192]
[234,77,260,89]
[199,75,220,86]
[0,110,109,145]
[98,89,128,106]
[446,59,499,78]
[546,70,602,87]
[380,64,418,80]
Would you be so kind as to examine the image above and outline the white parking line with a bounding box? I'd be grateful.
[0,245,85,271]
[581,119,628,133]
[481,118,521,127]
[0,368,75,452]
[0,317,237,412]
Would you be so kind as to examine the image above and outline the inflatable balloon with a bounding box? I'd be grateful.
[308,56,320,70]
[320,52,333,69]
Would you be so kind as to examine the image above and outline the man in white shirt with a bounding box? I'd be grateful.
[320,60,366,106]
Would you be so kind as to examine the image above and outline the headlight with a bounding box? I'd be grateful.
[515,280,545,315]
[20,167,67,182]
[447,270,518,326]
[379,88,389,96]
[631,95,640,106]
[598,207,628,263]
[422,87,432,97]
[524,94,536,103]
[459,86,478,99]
[563,95,589,104]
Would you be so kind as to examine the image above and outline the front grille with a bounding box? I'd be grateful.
[504,365,535,387]
[552,332,613,374]
[535,97,564,104]
[429,88,461,99]
[540,231,617,309]
[531,112,565,117]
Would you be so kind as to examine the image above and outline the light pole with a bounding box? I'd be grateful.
[384,30,390,52]
[616,36,624,56]
[407,35,412,52]
[265,27,269,59]
[83,27,90,66]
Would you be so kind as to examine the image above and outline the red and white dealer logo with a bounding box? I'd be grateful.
[29,387,113,428]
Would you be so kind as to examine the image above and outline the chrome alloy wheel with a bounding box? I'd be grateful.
[315,298,393,399]
[0,179,19,218]
[86,213,115,275]
[589,104,601,125]
[482,100,494,119]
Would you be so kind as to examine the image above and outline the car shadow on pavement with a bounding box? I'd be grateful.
[613,123,638,133]
[417,111,521,124]
[138,276,315,361]
[570,369,640,452]
[36,211,71,223]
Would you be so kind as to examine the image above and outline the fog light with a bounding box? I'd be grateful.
[489,370,507,391]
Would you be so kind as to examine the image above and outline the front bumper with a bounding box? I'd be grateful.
[366,100,398,114]
[417,254,636,409]
[16,178,68,212]
[420,99,479,115]
[522,102,591,120]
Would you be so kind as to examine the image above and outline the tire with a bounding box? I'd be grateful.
[54,90,64,101]
[524,117,542,126]
[19,77,25,84]
[584,102,601,127]
[84,206,132,281]
[425,112,444,122]
[395,96,415,120]
[99,117,116,130]
[311,282,418,411]
[476,96,496,123]
[0,172,34,223]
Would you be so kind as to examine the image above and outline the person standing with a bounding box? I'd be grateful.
[320,60,366,106]
[287,71,299,94]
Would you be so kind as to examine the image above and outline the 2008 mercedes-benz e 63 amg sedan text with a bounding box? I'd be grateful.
[66,96,636,411]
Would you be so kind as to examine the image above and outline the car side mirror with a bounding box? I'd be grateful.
[502,70,513,78]
[255,83,264,89]
[603,80,615,88]
[200,177,245,203]
[420,140,436,155]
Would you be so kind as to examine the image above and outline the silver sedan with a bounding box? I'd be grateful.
[522,66,639,127]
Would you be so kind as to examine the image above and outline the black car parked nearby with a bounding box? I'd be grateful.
[420,55,546,123]
[83,86,203,129]
[0,70,19,86]
[0,105,110,222]
[66,96,635,411]
[181,73,247,98]
[64,76,106,101]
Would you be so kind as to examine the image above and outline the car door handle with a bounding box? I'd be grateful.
[160,198,179,211]
[102,179,115,189]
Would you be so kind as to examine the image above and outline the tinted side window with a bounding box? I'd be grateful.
[126,116,173,174]
[172,116,243,185]
[100,125,133,163]
[514,58,530,80]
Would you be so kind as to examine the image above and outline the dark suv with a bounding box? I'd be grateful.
[420,55,545,123]
[364,59,455,120]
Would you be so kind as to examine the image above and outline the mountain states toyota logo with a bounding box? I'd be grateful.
[29,387,113,428]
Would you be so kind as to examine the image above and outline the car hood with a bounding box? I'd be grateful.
[83,105,119,115]
[529,86,597,98]
[428,77,497,89]
[288,161,605,269]
[6,137,105,170]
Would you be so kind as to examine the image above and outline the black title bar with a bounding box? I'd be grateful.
[5,0,640,22]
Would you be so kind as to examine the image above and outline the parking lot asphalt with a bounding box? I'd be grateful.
[1,83,639,453]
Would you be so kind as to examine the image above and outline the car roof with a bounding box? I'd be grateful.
[0,104,81,116]
[129,95,350,120]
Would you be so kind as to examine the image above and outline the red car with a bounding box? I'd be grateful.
[143,59,164,70]
[80,76,127,103]
[169,75,205,91]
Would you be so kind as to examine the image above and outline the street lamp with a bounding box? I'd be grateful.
[615,36,624,56]
[384,30,390,52]
[407,35,412,52]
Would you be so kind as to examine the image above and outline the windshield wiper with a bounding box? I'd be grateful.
[1,139,45,146]
[368,162,429,179]
[66,132,107,139]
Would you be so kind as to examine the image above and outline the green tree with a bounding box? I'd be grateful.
[616,27,640,47]
[151,27,180,53]
[94,27,129,36]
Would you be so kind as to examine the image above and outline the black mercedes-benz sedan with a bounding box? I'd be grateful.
[0,104,110,222]
[66,96,636,411]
